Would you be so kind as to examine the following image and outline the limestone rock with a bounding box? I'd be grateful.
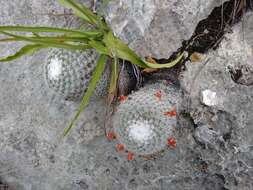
[104,0,226,58]
[180,12,253,189]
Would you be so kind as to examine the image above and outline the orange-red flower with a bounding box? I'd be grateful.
[154,90,162,100]
[164,108,176,117]
[119,95,127,103]
[167,137,176,148]
[127,152,134,161]
[106,132,116,141]
[116,144,124,152]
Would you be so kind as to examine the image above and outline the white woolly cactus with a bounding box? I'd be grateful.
[44,48,109,101]
[113,82,179,156]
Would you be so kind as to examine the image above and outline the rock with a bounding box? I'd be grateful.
[103,0,226,58]
[180,11,253,189]
[1,0,253,190]
[201,89,219,106]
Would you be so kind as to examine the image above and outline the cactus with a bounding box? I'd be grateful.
[44,48,109,101]
[113,82,179,155]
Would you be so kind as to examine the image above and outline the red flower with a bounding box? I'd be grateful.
[164,108,176,117]
[106,132,116,141]
[154,90,162,100]
[119,95,127,103]
[167,137,176,148]
[127,152,134,161]
[116,144,124,152]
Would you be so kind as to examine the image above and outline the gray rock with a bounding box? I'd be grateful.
[180,11,253,189]
[1,0,253,190]
[104,0,226,58]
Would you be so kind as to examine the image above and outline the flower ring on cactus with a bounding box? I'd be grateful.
[112,82,179,156]
[0,0,184,136]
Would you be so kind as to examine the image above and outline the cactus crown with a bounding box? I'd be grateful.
[45,48,97,100]
[45,48,109,101]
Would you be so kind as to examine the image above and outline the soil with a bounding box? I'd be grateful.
[0,182,10,190]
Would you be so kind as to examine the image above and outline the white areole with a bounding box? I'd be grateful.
[48,58,62,80]
[128,120,153,142]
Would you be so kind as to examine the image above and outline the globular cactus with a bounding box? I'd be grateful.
[113,82,179,156]
[44,48,109,101]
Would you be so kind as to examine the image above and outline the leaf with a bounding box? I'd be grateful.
[142,68,159,73]
[145,56,158,64]
[62,54,107,137]
[143,52,185,69]
[142,56,159,73]
[0,44,46,62]
[89,40,109,54]
[35,36,89,43]
[103,32,147,68]
[32,32,40,37]
[0,38,18,42]
[0,31,91,50]
[0,26,102,38]
[57,0,99,25]
[0,36,89,43]
[190,52,202,62]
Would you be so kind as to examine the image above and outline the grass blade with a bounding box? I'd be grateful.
[58,0,99,25]
[143,52,185,68]
[35,36,89,43]
[62,54,107,137]
[103,32,184,69]
[0,26,102,38]
[0,36,89,43]
[0,31,91,50]
[89,40,109,54]
[0,44,46,62]
[103,32,147,68]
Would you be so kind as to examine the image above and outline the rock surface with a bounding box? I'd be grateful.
[0,0,253,190]
[180,11,253,189]
[104,0,226,58]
